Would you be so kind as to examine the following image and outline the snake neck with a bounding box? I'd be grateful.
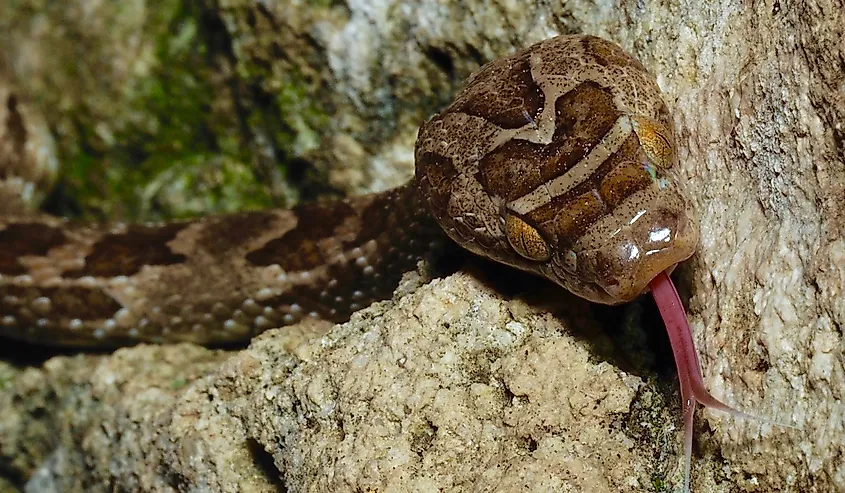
[0,181,447,346]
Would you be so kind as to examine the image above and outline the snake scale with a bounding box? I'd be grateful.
[1,34,758,491]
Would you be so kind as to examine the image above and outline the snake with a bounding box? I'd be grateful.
[0,34,758,491]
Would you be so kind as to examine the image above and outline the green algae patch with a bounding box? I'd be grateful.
[0,1,328,222]
[58,4,282,221]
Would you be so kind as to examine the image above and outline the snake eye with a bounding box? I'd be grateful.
[630,115,674,168]
[505,214,550,261]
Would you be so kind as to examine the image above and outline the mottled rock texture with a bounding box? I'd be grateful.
[1,0,843,492]
[2,271,679,492]
[0,74,56,216]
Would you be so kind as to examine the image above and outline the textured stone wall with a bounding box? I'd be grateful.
[0,0,842,492]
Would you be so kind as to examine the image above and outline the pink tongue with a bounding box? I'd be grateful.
[648,271,767,493]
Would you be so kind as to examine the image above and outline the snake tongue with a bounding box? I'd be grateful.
[648,271,784,493]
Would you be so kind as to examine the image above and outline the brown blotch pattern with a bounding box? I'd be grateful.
[476,139,545,201]
[262,185,443,324]
[0,35,686,344]
[246,201,357,271]
[547,81,622,183]
[451,57,544,129]
[415,151,458,220]
[599,161,657,208]
[533,134,646,220]
[478,81,620,201]
[550,190,607,247]
[1,284,122,323]
[198,211,280,256]
[64,222,188,278]
[526,133,649,246]
[0,222,68,275]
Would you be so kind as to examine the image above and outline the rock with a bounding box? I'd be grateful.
[230,271,664,492]
[0,73,57,215]
[0,0,842,491]
[0,342,273,492]
[662,2,845,490]
[2,270,683,491]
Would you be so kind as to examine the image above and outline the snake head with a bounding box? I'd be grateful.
[415,34,699,304]
[534,135,700,305]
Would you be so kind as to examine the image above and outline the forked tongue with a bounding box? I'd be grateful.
[648,270,790,493]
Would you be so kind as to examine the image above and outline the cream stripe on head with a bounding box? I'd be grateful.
[506,115,633,215]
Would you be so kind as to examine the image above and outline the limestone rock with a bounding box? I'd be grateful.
[2,271,681,491]
[0,0,842,491]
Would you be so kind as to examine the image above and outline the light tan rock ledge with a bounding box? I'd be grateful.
[2,266,821,492]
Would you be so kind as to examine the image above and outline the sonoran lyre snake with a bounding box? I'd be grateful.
[0,34,696,344]
[0,34,763,491]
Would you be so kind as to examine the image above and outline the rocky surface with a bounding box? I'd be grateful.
[0,0,842,492]
[0,73,56,215]
[2,270,683,492]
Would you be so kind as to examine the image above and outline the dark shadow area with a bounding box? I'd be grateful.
[0,337,105,366]
[246,438,288,492]
[422,237,472,281]
[0,466,26,492]
[0,332,251,368]
[40,180,84,219]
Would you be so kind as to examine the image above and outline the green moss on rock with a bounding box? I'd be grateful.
[2,1,334,221]
[58,3,278,220]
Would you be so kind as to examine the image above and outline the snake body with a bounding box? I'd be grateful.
[0,35,697,347]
